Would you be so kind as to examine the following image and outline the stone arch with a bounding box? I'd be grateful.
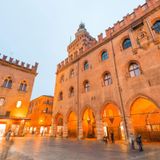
[80,105,97,120]
[100,100,122,116]
[100,102,125,140]
[81,106,97,138]
[125,94,160,115]
[129,95,160,141]
[54,112,64,137]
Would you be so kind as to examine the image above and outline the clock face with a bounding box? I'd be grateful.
[0,98,5,106]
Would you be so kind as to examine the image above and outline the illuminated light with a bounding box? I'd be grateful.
[0,98,5,106]
[16,101,22,108]
[0,124,6,137]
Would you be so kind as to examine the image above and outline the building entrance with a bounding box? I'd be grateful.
[82,108,96,138]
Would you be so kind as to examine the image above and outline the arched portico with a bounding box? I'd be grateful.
[101,103,125,140]
[82,107,96,138]
[67,111,77,138]
[130,97,160,141]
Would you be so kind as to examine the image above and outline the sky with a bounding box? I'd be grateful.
[0,0,145,99]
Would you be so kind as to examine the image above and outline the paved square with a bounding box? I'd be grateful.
[0,137,160,160]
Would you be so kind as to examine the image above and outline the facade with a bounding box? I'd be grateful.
[53,0,160,141]
[0,54,38,136]
[26,95,53,136]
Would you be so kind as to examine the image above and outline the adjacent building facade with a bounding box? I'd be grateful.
[53,0,160,141]
[0,54,38,136]
[26,95,53,136]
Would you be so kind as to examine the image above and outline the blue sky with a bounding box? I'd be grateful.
[0,0,145,99]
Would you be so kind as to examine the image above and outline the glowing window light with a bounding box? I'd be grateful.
[16,101,22,108]
[0,98,5,106]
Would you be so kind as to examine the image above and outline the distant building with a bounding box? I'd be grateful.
[0,54,38,136]
[26,95,53,136]
[53,0,160,141]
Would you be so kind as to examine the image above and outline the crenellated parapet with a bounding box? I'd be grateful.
[57,0,160,73]
[0,53,38,74]
[104,0,160,40]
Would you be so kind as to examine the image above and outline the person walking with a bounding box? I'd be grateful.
[129,133,135,150]
[136,134,143,152]
[110,132,114,143]
[5,129,12,142]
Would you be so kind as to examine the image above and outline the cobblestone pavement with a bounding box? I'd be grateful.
[0,137,160,160]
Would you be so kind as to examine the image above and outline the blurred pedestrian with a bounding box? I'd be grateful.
[110,132,114,143]
[136,134,143,152]
[5,129,12,142]
[129,133,135,150]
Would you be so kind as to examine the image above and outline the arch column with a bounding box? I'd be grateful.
[126,116,134,136]
[96,116,103,140]
[63,122,68,138]
[53,121,57,137]
[50,118,54,137]
[78,120,83,139]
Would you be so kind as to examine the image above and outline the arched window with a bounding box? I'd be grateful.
[104,73,112,86]
[60,75,64,83]
[101,51,108,61]
[129,63,141,77]
[70,69,74,78]
[152,20,160,33]
[84,81,90,92]
[69,87,74,97]
[59,91,63,101]
[122,38,132,49]
[19,81,27,92]
[3,77,12,89]
[84,61,89,70]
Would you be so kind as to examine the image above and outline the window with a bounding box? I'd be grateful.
[84,81,90,92]
[101,51,108,61]
[104,73,112,86]
[0,98,5,106]
[152,20,160,33]
[84,61,89,70]
[122,38,132,49]
[129,63,141,77]
[19,81,27,92]
[59,92,63,101]
[43,107,49,113]
[69,87,74,97]
[70,69,74,78]
[60,75,64,83]
[3,77,12,89]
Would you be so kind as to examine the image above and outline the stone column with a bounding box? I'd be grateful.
[63,122,68,138]
[18,120,25,136]
[78,121,83,139]
[96,118,103,140]
[125,116,135,139]
[52,121,57,137]
[50,118,54,137]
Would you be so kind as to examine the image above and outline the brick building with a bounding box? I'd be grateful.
[0,54,38,136]
[53,0,160,141]
[26,95,53,136]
